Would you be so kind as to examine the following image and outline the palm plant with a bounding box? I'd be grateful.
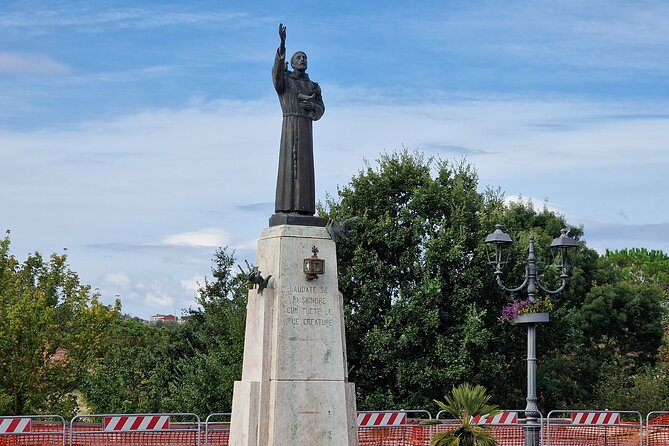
[431,383,499,446]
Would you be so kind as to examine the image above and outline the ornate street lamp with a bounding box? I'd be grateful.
[485,224,577,446]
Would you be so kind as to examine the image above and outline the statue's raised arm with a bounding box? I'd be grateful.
[278,23,286,55]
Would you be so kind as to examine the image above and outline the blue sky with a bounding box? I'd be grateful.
[1,1,668,318]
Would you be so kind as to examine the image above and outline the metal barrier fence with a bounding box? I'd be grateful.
[646,411,669,446]
[0,415,66,446]
[0,409,666,446]
[204,413,231,446]
[435,409,542,446]
[546,410,642,446]
[70,413,200,446]
[356,410,431,446]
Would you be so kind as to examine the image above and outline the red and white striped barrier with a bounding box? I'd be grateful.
[471,412,518,425]
[356,412,407,427]
[0,418,31,433]
[103,415,170,431]
[571,412,621,425]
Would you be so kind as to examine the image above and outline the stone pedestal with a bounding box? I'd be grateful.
[229,225,358,446]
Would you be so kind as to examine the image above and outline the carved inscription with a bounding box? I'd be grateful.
[284,285,333,328]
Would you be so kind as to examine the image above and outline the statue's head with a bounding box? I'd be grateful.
[290,51,308,71]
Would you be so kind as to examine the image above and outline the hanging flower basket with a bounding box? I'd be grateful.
[499,297,553,323]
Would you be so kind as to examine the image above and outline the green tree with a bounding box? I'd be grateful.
[586,248,669,413]
[598,248,669,295]
[80,318,170,414]
[323,151,513,409]
[80,247,248,417]
[594,357,669,416]
[161,247,248,416]
[576,283,663,364]
[323,149,661,413]
[0,232,120,416]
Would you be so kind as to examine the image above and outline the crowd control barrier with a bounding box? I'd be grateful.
[477,410,541,446]
[0,415,66,446]
[357,410,433,446]
[546,410,642,446]
[646,412,669,446]
[70,413,200,446]
[3,408,669,446]
[204,413,231,446]
[434,409,541,446]
[357,410,409,445]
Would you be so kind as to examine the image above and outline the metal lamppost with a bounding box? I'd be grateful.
[484,225,577,446]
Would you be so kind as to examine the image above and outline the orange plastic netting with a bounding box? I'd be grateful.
[0,421,65,446]
[546,424,641,446]
[71,431,199,446]
[646,414,669,446]
[0,422,652,446]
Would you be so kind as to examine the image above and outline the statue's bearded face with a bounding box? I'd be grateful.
[291,52,308,71]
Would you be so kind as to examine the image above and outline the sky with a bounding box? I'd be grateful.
[1,0,668,319]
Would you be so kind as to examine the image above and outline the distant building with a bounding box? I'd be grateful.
[150,314,179,324]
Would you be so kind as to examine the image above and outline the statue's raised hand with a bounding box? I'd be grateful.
[279,23,286,46]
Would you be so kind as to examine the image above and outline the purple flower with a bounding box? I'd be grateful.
[499,297,552,323]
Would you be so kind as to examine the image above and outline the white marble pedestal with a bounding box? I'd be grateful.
[229,225,358,446]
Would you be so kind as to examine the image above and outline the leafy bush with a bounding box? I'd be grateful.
[431,383,498,446]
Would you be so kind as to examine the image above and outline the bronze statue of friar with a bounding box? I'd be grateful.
[269,23,327,227]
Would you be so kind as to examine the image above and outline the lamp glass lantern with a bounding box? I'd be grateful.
[484,224,514,270]
[550,228,578,271]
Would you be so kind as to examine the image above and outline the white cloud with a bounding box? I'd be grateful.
[503,195,564,216]
[181,275,204,293]
[162,228,231,248]
[0,7,264,31]
[3,94,668,318]
[144,292,174,308]
[103,272,131,288]
[0,52,71,75]
[234,238,260,251]
[3,95,667,234]
[180,276,204,310]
